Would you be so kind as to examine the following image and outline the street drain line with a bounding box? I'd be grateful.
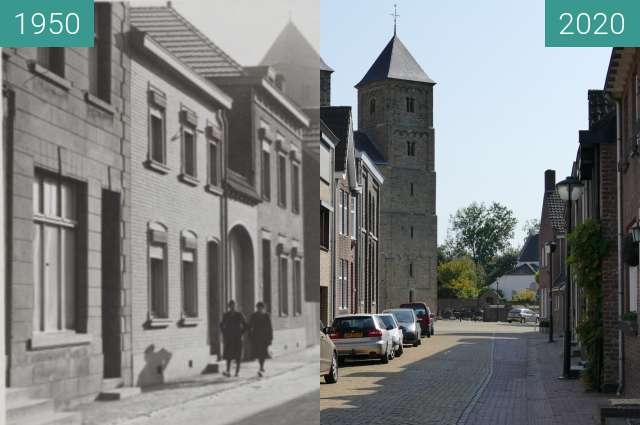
[455,332,496,425]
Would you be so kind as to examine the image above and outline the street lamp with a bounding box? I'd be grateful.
[556,176,584,379]
[545,241,557,343]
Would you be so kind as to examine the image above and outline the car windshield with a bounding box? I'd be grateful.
[333,316,375,332]
[389,310,413,323]
[379,315,396,328]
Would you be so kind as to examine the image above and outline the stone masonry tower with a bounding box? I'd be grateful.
[356,34,437,310]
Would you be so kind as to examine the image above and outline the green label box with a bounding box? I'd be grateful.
[546,0,640,47]
[0,0,93,47]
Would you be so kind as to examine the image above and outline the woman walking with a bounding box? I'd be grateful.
[220,300,246,377]
[248,302,273,377]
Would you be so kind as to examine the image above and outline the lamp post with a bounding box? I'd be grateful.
[556,176,584,379]
[545,241,557,343]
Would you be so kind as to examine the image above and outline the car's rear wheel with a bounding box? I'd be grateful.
[325,352,338,384]
[508,320,512,323]
[381,351,389,364]
[413,340,419,347]
[397,344,404,356]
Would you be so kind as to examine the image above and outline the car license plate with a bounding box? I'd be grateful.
[345,331,362,338]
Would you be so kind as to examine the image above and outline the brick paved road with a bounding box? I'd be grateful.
[321,321,611,425]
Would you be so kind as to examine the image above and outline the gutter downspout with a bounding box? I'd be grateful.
[616,98,624,395]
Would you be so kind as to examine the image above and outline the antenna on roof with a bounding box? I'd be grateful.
[390,4,399,36]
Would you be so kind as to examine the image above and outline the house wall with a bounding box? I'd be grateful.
[3,3,131,406]
[618,53,640,396]
[130,52,224,387]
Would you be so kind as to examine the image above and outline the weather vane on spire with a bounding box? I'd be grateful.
[391,4,399,36]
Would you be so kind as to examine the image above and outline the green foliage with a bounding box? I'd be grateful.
[437,257,481,299]
[535,270,540,284]
[484,247,519,286]
[522,218,541,236]
[622,311,638,321]
[567,219,610,392]
[449,202,518,269]
[511,289,536,304]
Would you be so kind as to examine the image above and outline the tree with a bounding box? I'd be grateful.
[437,257,481,299]
[449,202,518,269]
[522,218,540,236]
[511,289,536,304]
[483,247,519,286]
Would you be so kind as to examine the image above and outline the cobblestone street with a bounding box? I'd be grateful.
[320,321,612,425]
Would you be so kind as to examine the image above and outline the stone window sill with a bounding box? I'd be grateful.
[179,316,202,327]
[146,317,172,329]
[30,332,92,350]
[29,62,72,91]
[84,92,116,115]
[205,184,223,196]
[145,160,170,175]
[179,174,199,186]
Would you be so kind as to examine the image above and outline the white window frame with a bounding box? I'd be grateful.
[32,173,78,334]
[149,105,166,165]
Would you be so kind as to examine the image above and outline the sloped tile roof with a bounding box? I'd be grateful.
[543,190,566,233]
[130,6,245,78]
[356,35,434,88]
[260,21,323,70]
[518,233,540,263]
[320,106,351,172]
[354,131,387,165]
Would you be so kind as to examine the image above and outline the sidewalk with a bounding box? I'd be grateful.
[463,329,612,425]
[77,346,318,425]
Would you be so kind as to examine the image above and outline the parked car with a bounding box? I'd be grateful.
[400,302,434,337]
[383,308,421,347]
[378,313,403,357]
[329,314,394,364]
[507,308,538,323]
[320,321,338,384]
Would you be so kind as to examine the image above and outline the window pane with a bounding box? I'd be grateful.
[43,177,58,217]
[292,163,300,213]
[183,259,197,317]
[61,181,75,220]
[151,113,164,163]
[278,155,287,206]
[44,225,59,332]
[262,151,271,200]
[209,143,218,186]
[33,223,42,332]
[151,257,166,317]
[62,227,75,329]
[184,131,196,176]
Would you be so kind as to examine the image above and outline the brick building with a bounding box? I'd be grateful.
[320,106,359,318]
[539,170,567,339]
[573,90,618,391]
[605,47,640,396]
[356,34,438,310]
[130,6,314,357]
[128,10,233,385]
[3,2,131,409]
[354,132,384,313]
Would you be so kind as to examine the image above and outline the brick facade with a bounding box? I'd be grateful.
[129,39,228,386]
[3,3,131,406]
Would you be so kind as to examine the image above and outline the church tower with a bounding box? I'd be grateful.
[356,33,437,310]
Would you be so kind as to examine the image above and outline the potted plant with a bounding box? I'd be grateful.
[620,311,638,336]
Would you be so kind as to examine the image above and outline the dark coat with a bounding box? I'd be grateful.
[220,310,246,361]
[248,312,273,360]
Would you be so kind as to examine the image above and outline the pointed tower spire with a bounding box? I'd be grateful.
[390,4,399,36]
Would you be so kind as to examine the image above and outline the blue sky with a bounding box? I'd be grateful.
[320,0,611,248]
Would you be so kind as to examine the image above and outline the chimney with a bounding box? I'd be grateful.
[320,69,332,107]
[545,169,556,192]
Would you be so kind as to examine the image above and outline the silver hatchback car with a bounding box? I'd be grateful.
[507,308,538,323]
[329,314,394,364]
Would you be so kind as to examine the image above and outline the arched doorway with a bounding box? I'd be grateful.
[228,226,255,317]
